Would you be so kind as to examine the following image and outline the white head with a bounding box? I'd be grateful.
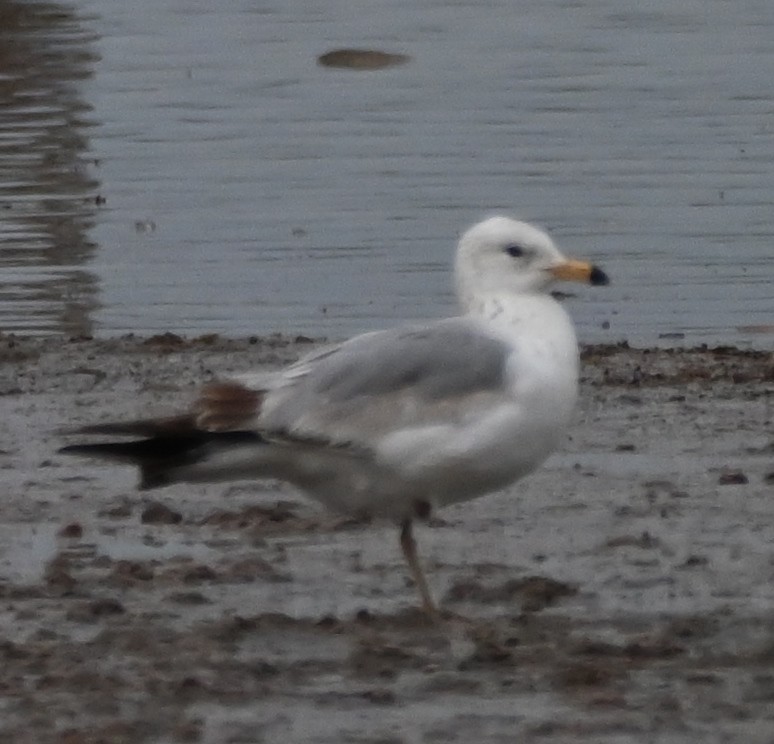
[455,216,608,308]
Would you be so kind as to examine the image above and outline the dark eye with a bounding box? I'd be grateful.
[505,244,525,258]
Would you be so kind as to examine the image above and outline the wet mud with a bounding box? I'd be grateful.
[0,333,773,743]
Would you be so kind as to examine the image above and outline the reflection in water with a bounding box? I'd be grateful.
[0,1,99,335]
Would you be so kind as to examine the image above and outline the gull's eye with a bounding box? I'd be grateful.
[505,244,525,258]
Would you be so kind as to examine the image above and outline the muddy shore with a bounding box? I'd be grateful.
[0,333,773,743]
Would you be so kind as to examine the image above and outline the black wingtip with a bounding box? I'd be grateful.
[589,265,610,286]
[58,442,176,490]
[58,442,132,458]
[58,430,266,490]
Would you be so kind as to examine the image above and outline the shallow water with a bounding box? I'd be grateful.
[0,0,772,346]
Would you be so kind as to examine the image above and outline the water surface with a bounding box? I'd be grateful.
[1,0,772,346]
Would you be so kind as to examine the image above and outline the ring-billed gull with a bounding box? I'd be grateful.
[60,216,609,615]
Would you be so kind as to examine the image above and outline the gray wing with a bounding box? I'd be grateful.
[252,317,513,447]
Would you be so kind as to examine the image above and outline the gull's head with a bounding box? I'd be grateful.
[455,216,609,302]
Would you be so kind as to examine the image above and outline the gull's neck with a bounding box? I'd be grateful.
[458,286,565,326]
[461,289,580,367]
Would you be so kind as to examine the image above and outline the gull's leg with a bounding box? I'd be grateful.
[399,518,438,616]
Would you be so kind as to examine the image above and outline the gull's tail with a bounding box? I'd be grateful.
[59,381,269,489]
[59,419,265,490]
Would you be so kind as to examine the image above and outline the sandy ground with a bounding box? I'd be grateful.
[0,333,773,744]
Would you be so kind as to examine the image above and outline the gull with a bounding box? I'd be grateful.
[59,216,609,615]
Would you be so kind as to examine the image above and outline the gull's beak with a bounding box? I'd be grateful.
[549,259,609,286]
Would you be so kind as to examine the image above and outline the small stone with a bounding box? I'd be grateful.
[680,554,709,568]
[58,522,83,539]
[89,598,126,616]
[66,598,125,620]
[317,48,410,70]
[316,614,338,629]
[606,532,659,550]
[361,687,396,705]
[177,676,202,692]
[44,557,76,592]
[143,332,184,347]
[197,333,219,345]
[717,469,748,485]
[167,591,211,605]
[101,502,132,519]
[141,501,183,524]
[355,608,375,624]
[112,560,154,583]
[183,565,217,583]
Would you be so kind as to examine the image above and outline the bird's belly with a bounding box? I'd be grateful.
[431,404,569,507]
[367,397,573,515]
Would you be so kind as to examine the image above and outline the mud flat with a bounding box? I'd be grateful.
[0,333,772,743]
